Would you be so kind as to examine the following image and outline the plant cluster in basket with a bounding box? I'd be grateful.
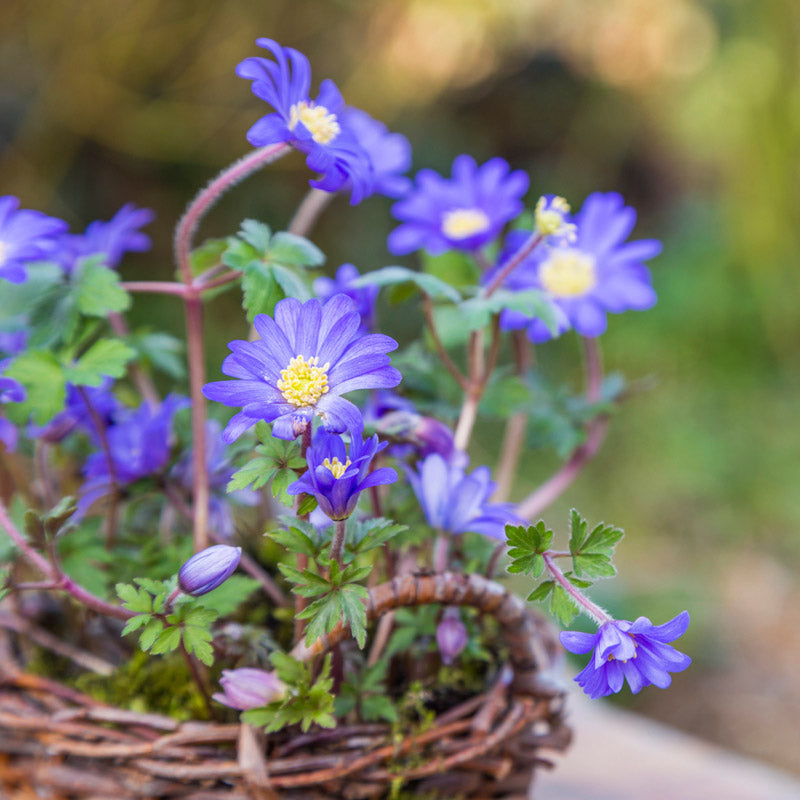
[0,37,691,799]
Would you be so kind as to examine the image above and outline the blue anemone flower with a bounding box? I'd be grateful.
[203,295,401,443]
[560,611,691,700]
[387,155,529,256]
[56,204,155,275]
[493,192,662,342]
[312,263,379,333]
[0,195,68,284]
[287,429,397,520]
[406,453,521,540]
[78,395,188,514]
[340,107,412,199]
[236,38,373,204]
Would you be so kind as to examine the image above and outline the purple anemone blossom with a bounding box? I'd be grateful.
[236,38,372,204]
[56,204,155,275]
[213,667,286,710]
[287,429,397,521]
[493,192,662,342]
[172,420,259,540]
[0,195,68,284]
[387,155,529,256]
[560,611,691,700]
[437,607,468,665]
[203,295,401,443]
[0,330,28,357]
[406,453,522,540]
[29,380,118,444]
[78,395,189,515]
[179,545,242,597]
[312,263,379,333]
[0,362,25,452]
[340,107,412,199]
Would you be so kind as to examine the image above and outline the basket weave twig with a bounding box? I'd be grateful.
[0,572,570,799]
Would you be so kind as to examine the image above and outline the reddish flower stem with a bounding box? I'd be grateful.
[172,143,291,554]
[120,281,188,296]
[0,497,132,620]
[288,187,334,237]
[482,231,542,297]
[542,551,611,625]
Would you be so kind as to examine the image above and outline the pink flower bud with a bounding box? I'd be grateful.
[437,607,468,666]
[212,667,286,710]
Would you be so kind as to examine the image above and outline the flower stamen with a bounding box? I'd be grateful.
[441,208,491,240]
[277,355,330,407]
[321,456,351,479]
[539,249,597,298]
[288,101,341,145]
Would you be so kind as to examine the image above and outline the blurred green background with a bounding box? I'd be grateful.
[2,0,799,773]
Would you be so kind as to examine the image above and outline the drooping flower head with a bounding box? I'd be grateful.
[203,295,401,443]
[236,38,372,203]
[172,420,259,540]
[287,429,397,521]
[313,263,379,333]
[29,380,118,444]
[340,107,413,199]
[0,360,25,452]
[78,394,189,514]
[406,453,522,540]
[0,195,68,284]
[493,192,662,342]
[560,611,691,700]
[179,544,242,597]
[213,667,286,710]
[55,203,155,275]
[388,155,529,256]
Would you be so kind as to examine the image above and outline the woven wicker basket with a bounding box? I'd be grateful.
[0,572,570,800]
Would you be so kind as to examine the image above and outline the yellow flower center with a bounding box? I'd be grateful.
[277,355,330,408]
[288,101,341,145]
[322,456,351,479]
[441,208,491,240]
[539,249,597,298]
[535,196,575,239]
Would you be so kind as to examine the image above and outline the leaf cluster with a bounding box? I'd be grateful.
[222,220,324,321]
[117,579,218,666]
[336,660,398,723]
[227,422,306,507]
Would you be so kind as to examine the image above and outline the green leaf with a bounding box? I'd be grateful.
[65,338,136,386]
[242,261,281,322]
[73,258,131,316]
[349,518,408,554]
[573,553,617,579]
[268,526,318,558]
[527,580,554,603]
[182,625,214,666]
[150,625,182,655]
[296,494,318,516]
[340,585,368,649]
[568,510,624,579]
[227,457,278,492]
[190,238,228,275]
[239,219,273,253]
[420,249,480,289]
[361,694,398,723]
[549,583,579,627]
[271,264,311,302]
[269,231,324,267]
[351,265,462,304]
[270,650,306,684]
[116,582,153,614]
[139,617,165,651]
[505,522,553,576]
[271,467,296,506]
[5,351,66,425]
[121,614,151,636]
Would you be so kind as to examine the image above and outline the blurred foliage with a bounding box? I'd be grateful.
[2,0,800,771]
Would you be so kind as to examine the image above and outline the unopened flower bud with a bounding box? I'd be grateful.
[414,416,456,460]
[178,544,241,596]
[437,607,468,666]
[535,194,576,241]
[212,667,286,710]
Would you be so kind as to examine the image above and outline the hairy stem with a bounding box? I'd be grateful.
[421,294,468,390]
[288,187,334,237]
[330,519,347,569]
[542,551,611,626]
